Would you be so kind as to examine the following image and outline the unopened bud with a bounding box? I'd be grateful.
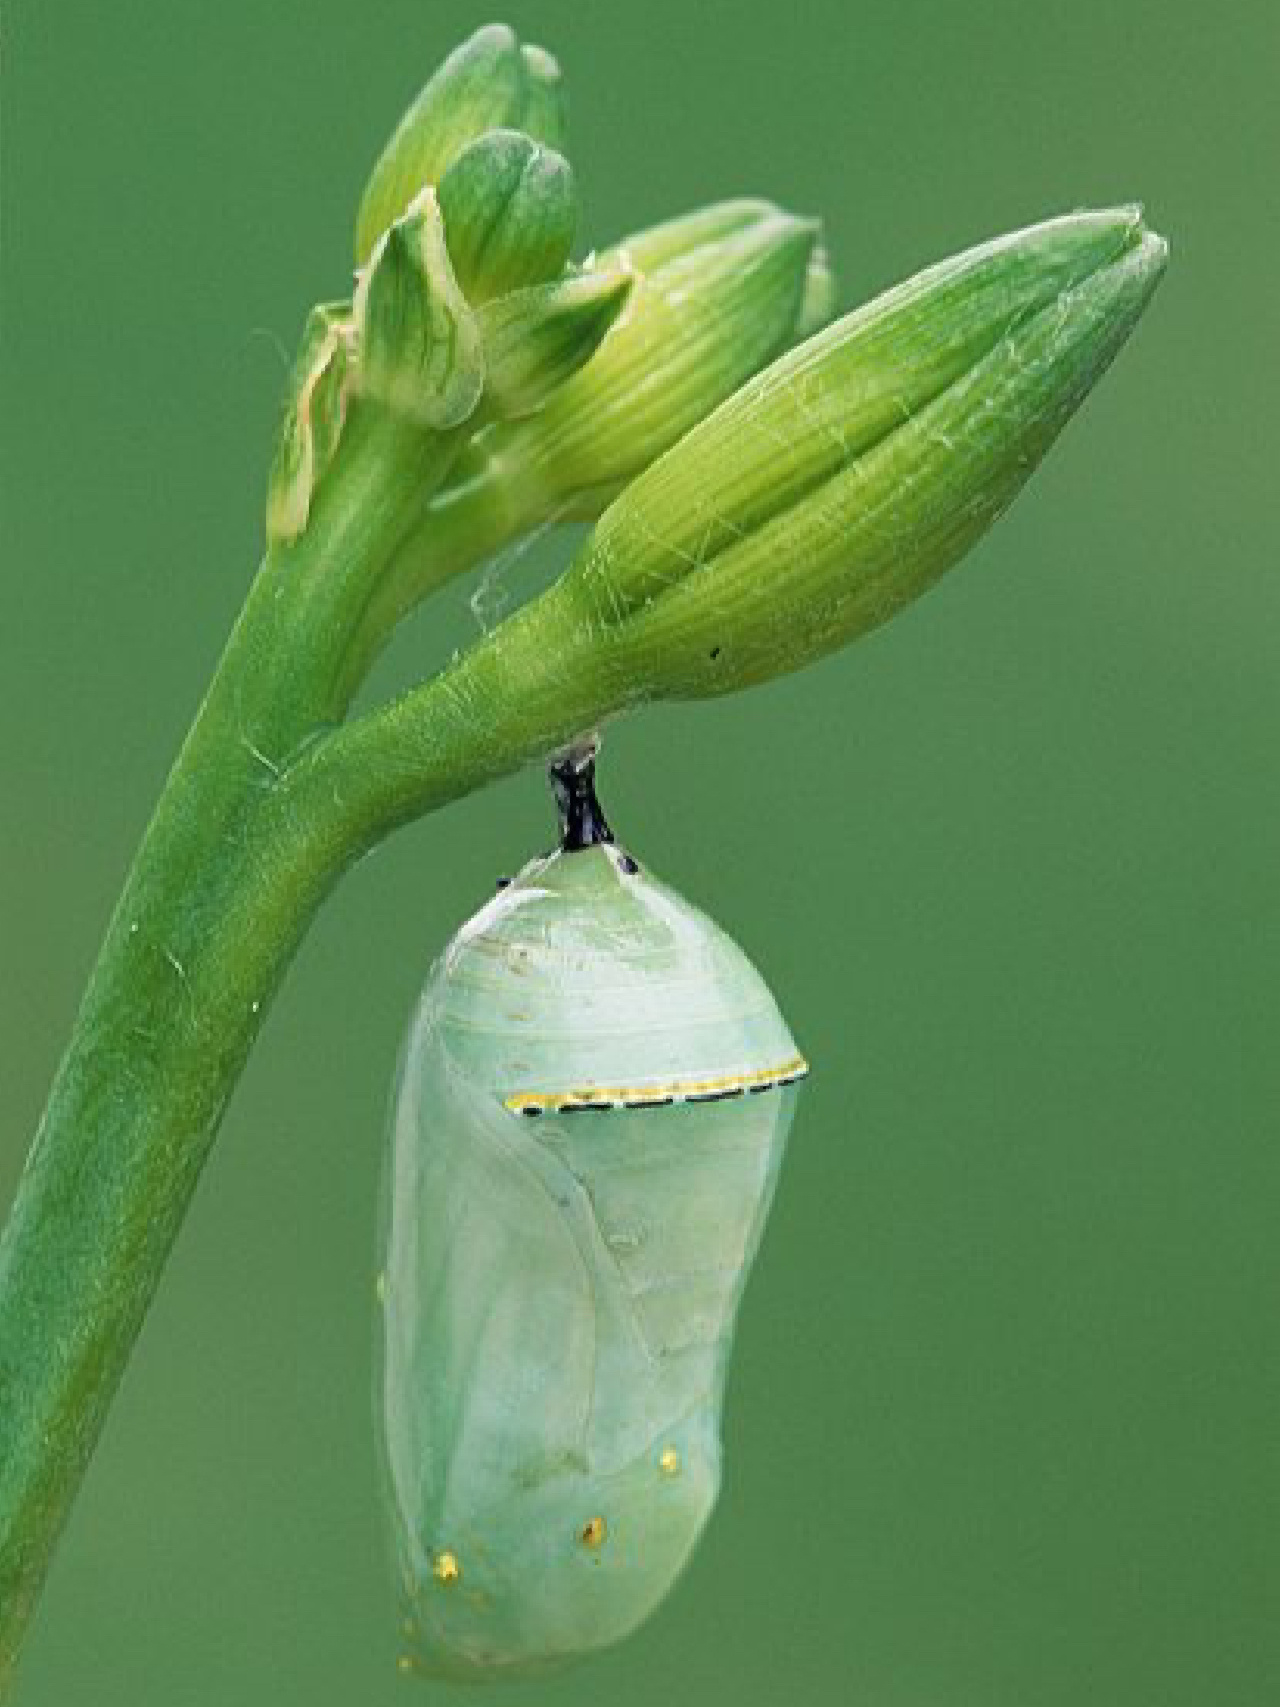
[556,207,1167,700]
[462,200,829,517]
[437,129,576,305]
[355,24,568,266]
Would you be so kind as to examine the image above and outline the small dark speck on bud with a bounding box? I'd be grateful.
[496,876,512,890]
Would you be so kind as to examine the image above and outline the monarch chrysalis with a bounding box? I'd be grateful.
[378,754,807,1679]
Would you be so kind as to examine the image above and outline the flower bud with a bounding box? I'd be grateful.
[556,207,1167,700]
[477,266,633,419]
[266,302,352,545]
[353,189,484,429]
[455,200,829,518]
[437,129,576,305]
[355,24,568,266]
[598,200,834,350]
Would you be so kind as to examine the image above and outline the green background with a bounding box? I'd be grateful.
[2,2,1275,1703]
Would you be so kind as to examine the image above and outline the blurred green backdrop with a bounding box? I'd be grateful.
[2,2,1276,1704]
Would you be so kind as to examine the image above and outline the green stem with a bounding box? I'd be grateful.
[0,410,481,1691]
[280,578,620,854]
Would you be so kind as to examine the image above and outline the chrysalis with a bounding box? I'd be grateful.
[378,754,807,1679]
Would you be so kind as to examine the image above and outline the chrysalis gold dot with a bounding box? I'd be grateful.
[659,1446,681,1477]
[580,1516,607,1548]
[432,1549,461,1585]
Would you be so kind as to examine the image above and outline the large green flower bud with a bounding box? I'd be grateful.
[551,208,1167,700]
[355,24,568,266]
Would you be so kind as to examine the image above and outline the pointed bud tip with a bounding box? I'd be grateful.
[1129,221,1169,278]
[1072,206,1168,317]
[1024,202,1167,283]
[1088,201,1166,263]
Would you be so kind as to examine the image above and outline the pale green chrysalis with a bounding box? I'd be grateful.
[378,756,806,1679]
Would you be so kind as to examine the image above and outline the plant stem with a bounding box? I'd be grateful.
[0,408,488,1690]
[0,383,628,1698]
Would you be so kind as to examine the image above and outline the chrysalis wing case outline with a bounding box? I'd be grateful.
[377,750,808,1679]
